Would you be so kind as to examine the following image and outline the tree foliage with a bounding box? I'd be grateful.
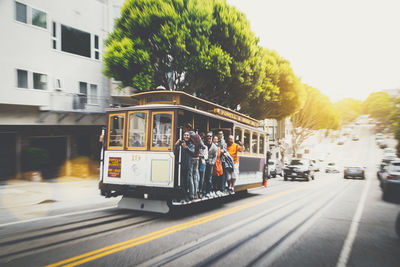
[334,98,364,124]
[241,49,305,119]
[104,0,263,109]
[290,85,340,155]
[363,92,393,124]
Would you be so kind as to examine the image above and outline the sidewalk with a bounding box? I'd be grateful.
[0,177,119,225]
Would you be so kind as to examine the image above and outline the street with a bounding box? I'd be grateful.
[0,124,399,267]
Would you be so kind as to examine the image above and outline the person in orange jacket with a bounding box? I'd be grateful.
[226,135,243,193]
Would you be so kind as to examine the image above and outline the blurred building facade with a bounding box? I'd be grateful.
[0,0,126,180]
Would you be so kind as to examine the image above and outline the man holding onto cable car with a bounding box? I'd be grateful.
[187,131,205,200]
[174,131,191,202]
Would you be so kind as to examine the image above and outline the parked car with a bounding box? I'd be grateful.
[325,162,340,173]
[380,160,400,201]
[352,135,360,141]
[383,148,397,158]
[284,158,315,181]
[378,140,388,149]
[377,156,398,181]
[344,166,365,179]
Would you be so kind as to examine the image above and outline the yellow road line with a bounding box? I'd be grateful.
[47,186,306,267]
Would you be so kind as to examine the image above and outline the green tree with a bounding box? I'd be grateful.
[335,98,363,124]
[104,0,262,110]
[389,97,400,155]
[290,85,340,156]
[241,49,305,119]
[363,92,392,125]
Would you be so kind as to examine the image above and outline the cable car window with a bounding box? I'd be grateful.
[259,134,265,154]
[127,111,148,150]
[151,112,173,150]
[194,114,207,133]
[234,127,242,145]
[177,110,193,131]
[108,114,125,149]
[243,130,250,153]
[252,132,258,154]
[220,120,232,129]
[210,118,219,130]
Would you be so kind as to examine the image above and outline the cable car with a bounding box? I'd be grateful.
[99,91,268,213]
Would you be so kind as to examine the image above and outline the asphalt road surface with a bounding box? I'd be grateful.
[1,124,399,267]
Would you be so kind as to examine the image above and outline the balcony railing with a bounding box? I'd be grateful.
[40,92,110,113]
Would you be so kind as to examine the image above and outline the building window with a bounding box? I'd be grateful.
[15,2,27,23]
[32,8,46,28]
[79,82,88,105]
[54,78,61,90]
[17,69,28,88]
[61,25,91,58]
[15,2,47,29]
[90,84,98,104]
[79,82,98,105]
[94,35,99,49]
[94,35,100,60]
[52,21,57,49]
[33,72,47,90]
[52,21,56,37]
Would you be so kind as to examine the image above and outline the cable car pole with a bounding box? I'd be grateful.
[178,127,183,187]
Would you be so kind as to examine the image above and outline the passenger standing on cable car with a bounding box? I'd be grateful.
[213,135,224,196]
[187,131,204,199]
[198,132,208,198]
[217,131,227,152]
[204,132,217,197]
[226,135,243,193]
[174,131,191,201]
[217,130,228,193]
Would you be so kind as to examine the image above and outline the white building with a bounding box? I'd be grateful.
[0,0,125,180]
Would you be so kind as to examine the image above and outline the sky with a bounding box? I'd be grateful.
[227,0,400,103]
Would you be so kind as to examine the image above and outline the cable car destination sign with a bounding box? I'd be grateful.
[213,108,258,127]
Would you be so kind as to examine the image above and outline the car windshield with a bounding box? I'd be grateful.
[268,161,275,165]
[328,163,335,166]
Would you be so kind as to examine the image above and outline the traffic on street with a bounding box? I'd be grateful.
[1,123,399,267]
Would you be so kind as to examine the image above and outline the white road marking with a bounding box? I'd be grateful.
[336,177,372,267]
[0,206,117,228]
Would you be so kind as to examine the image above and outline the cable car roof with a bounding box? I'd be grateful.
[129,90,259,127]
